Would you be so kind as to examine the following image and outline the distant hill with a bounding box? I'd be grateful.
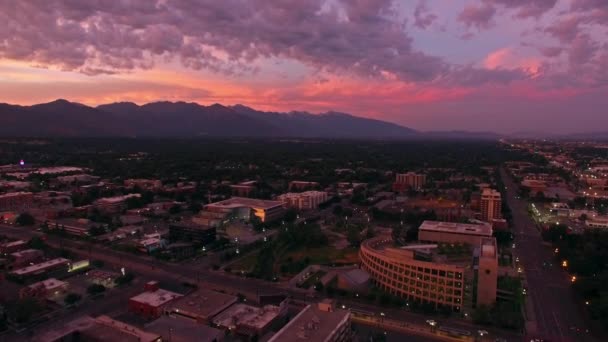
[0,99,127,137]
[0,99,418,138]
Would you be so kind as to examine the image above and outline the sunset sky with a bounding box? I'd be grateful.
[1,0,607,133]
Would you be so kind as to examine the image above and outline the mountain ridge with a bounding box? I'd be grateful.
[0,99,418,138]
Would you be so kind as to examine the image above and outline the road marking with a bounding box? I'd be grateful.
[552,311,564,338]
[530,289,549,335]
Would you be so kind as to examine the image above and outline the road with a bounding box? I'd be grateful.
[500,168,593,341]
[1,223,520,341]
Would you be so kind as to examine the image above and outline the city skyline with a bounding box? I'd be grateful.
[1,0,607,134]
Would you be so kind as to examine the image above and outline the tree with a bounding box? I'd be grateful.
[188,201,202,213]
[250,214,264,232]
[473,304,492,325]
[535,191,546,201]
[332,205,343,216]
[365,225,376,239]
[87,284,106,295]
[15,213,35,226]
[26,236,48,250]
[114,273,134,286]
[64,293,82,305]
[253,245,275,280]
[88,225,107,236]
[284,208,298,222]
[347,227,362,247]
[314,281,324,292]
[169,204,181,215]
[91,260,104,268]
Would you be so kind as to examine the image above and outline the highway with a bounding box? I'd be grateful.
[0,223,520,341]
[500,168,594,341]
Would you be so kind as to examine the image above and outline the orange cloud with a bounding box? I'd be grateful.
[483,48,542,76]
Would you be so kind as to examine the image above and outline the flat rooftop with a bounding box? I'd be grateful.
[11,258,70,276]
[1,239,26,247]
[207,197,283,210]
[0,191,32,198]
[27,278,67,290]
[167,288,237,320]
[212,303,281,330]
[10,248,42,258]
[145,316,222,342]
[268,304,350,342]
[419,220,492,237]
[279,191,327,198]
[130,289,183,308]
[480,238,497,258]
[37,166,83,174]
[97,193,141,204]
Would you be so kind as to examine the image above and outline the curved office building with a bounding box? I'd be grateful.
[360,231,498,312]
[360,236,467,312]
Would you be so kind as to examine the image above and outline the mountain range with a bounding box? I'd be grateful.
[0,99,419,138]
[2,99,604,140]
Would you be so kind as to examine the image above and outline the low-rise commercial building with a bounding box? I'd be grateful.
[212,301,287,337]
[289,181,320,191]
[0,191,34,212]
[128,282,183,319]
[165,288,237,323]
[93,193,141,214]
[0,239,27,255]
[36,315,162,342]
[46,218,105,236]
[336,268,370,293]
[10,248,44,268]
[10,258,71,280]
[169,221,216,245]
[145,316,224,342]
[230,181,257,197]
[521,179,547,196]
[277,191,328,210]
[268,300,352,342]
[124,178,162,190]
[200,197,284,224]
[20,278,68,301]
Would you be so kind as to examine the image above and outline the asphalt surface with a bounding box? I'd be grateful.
[500,168,594,341]
[1,222,520,341]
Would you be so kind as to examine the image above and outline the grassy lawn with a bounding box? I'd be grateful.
[229,252,259,272]
[281,246,360,265]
